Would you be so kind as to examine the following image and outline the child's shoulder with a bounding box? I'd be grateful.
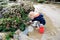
[39,13,44,17]
[36,13,43,18]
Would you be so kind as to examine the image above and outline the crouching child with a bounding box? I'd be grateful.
[28,11,46,33]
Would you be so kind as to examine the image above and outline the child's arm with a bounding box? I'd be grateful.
[31,21,40,29]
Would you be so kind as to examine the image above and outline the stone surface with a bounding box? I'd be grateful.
[0,33,6,40]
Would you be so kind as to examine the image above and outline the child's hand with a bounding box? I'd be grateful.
[27,21,32,25]
[35,27,39,30]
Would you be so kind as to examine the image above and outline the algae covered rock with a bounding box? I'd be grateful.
[22,1,35,13]
[0,1,34,32]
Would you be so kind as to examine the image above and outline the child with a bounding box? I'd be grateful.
[22,11,46,35]
[28,11,46,33]
[28,11,46,25]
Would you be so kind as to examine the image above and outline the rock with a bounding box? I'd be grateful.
[28,26,34,32]
[15,29,22,34]
[0,13,2,18]
[16,0,23,3]
[14,34,19,40]
[14,29,22,40]
[20,1,35,13]
[0,33,6,40]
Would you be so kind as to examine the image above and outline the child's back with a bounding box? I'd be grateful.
[32,13,46,25]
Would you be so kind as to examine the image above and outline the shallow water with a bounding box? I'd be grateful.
[33,4,60,40]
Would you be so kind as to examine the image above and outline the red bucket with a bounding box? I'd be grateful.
[38,26,44,34]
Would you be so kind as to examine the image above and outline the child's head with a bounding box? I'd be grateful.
[28,11,40,19]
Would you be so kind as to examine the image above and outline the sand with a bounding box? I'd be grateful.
[28,4,60,40]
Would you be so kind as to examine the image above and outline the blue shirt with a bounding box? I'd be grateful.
[32,14,46,25]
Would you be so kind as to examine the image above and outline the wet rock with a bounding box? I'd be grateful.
[0,13,2,18]
[0,33,6,40]
[22,1,35,13]
[15,29,22,34]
